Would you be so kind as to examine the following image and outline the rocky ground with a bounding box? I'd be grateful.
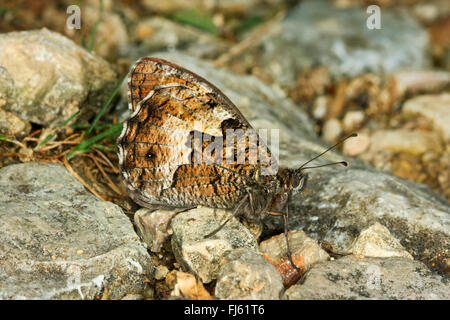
[0,0,448,299]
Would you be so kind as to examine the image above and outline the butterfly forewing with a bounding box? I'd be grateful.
[118,57,278,209]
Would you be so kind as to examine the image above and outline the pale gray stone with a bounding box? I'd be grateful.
[170,207,258,283]
[0,162,154,299]
[246,0,430,89]
[215,248,283,300]
[284,255,449,300]
[0,28,117,126]
[127,17,230,60]
[134,208,179,253]
[351,222,413,259]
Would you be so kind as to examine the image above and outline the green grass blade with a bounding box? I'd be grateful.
[0,135,12,143]
[0,135,26,149]
[58,111,81,129]
[85,72,128,137]
[87,0,104,52]
[35,133,55,150]
[173,9,218,34]
[71,123,112,130]
[91,143,116,152]
[67,122,123,159]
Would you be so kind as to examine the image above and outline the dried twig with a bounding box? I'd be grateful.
[93,147,118,173]
[90,153,124,196]
[213,10,286,67]
[63,156,107,201]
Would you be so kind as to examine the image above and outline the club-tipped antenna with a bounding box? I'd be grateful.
[301,160,348,170]
[297,133,357,171]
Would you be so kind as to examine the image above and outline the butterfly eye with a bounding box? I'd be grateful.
[291,174,307,195]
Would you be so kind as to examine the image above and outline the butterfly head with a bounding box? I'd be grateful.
[290,170,308,196]
[276,168,308,198]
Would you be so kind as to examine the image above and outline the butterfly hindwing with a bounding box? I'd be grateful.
[118,57,277,208]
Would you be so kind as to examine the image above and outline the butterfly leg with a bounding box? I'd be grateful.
[204,193,249,238]
[269,207,299,271]
[283,205,299,270]
[248,190,256,216]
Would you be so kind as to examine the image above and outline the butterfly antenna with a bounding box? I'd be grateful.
[301,161,348,170]
[296,133,357,172]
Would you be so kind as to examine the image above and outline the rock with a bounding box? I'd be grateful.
[141,0,283,14]
[82,1,129,60]
[312,96,329,120]
[0,109,31,138]
[259,230,329,287]
[0,162,154,299]
[121,293,144,300]
[283,255,450,300]
[409,0,450,24]
[351,222,413,259]
[263,165,450,273]
[215,248,283,300]
[368,129,442,156]
[0,28,116,126]
[444,49,450,71]
[245,0,430,89]
[342,131,370,156]
[170,207,258,283]
[134,208,179,252]
[439,145,450,201]
[322,118,342,143]
[391,71,450,98]
[342,111,365,131]
[0,66,14,107]
[402,94,450,141]
[128,17,229,60]
[167,271,212,300]
[0,67,31,137]
[154,265,170,281]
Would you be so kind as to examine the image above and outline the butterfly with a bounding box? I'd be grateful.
[117,57,356,269]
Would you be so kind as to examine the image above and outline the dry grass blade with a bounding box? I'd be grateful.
[0,135,27,149]
[95,148,118,173]
[327,79,348,119]
[89,153,124,196]
[63,156,107,201]
[213,10,286,67]
[0,152,27,158]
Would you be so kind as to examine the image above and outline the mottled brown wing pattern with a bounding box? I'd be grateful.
[117,57,277,209]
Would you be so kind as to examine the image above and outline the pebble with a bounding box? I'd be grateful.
[259,230,329,287]
[134,208,179,253]
[342,131,370,156]
[154,265,169,281]
[215,248,283,300]
[368,129,442,156]
[402,93,450,141]
[342,110,365,131]
[322,118,342,143]
[351,222,413,260]
[312,96,329,120]
[170,207,258,283]
[392,71,450,97]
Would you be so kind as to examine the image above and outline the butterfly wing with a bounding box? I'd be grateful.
[117,57,278,209]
